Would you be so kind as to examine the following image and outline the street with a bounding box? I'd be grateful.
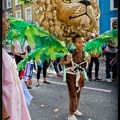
[28,60,118,120]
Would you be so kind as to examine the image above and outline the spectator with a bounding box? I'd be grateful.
[105,40,117,82]
[12,40,28,78]
[36,59,51,87]
[88,33,102,81]
[105,21,118,82]
[2,9,31,120]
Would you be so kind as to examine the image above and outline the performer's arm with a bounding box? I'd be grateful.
[85,56,90,64]
[60,55,71,65]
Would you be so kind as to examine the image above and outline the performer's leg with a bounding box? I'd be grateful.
[66,79,77,116]
[75,87,81,111]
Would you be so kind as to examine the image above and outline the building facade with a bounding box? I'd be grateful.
[2,0,36,24]
[2,0,13,16]
[3,0,118,34]
[98,0,118,34]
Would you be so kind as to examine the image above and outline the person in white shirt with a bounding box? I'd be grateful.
[105,21,118,83]
[105,40,117,82]
[12,40,28,77]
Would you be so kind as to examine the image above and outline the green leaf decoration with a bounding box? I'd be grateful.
[84,29,118,54]
[7,17,68,70]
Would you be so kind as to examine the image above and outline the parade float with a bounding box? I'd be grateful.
[21,0,100,42]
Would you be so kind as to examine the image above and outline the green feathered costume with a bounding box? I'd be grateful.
[84,29,118,54]
[7,17,68,70]
[6,17,118,71]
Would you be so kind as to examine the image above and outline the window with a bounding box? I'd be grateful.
[25,7,32,23]
[6,0,12,9]
[110,0,118,10]
[110,17,118,29]
[15,0,21,5]
[16,10,22,19]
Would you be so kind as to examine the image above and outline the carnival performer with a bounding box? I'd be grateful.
[2,9,31,120]
[60,35,90,120]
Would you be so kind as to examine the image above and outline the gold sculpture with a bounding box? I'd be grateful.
[33,0,100,42]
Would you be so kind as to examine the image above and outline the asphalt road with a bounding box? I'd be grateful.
[28,60,118,120]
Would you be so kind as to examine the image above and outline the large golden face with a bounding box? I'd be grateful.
[35,0,100,42]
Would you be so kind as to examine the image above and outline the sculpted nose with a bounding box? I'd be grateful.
[78,0,91,6]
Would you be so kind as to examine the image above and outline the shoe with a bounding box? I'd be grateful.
[27,86,32,89]
[89,78,93,81]
[112,78,118,81]
[60,71,63,74]
[106,78,112,83]
[36,84,40,87]
[57,74,62,77]
[43,81,51,84]
[94,78,102,81]
[33,69,37,73]
[74,110,82,116]
[68,115,77,120]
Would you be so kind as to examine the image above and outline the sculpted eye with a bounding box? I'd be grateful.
[62,0,71,4]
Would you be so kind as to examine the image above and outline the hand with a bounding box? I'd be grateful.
[85,56,90,64]
[25,78,29,87]
[66,55,71,63]
[20,55,26,58]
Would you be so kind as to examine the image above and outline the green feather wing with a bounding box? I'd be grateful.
[7,17,68,70]
[84,29,118,54]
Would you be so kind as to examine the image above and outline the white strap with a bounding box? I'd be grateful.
[64,61,86,93]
